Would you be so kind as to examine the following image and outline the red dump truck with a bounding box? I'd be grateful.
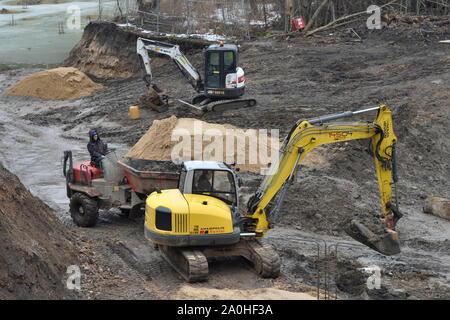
[63,150,180,227]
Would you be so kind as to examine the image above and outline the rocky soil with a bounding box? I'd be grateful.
[0,164,79,299]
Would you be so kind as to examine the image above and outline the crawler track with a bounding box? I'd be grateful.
[205,98,257,112]
[159,245,209,282]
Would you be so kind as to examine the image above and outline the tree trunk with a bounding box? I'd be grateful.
[303,0,329,33]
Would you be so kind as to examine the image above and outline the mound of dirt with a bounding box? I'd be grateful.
[125,116,280,173]
[0,164,79,299]
[63,21,210,79]
[5,67,103,100]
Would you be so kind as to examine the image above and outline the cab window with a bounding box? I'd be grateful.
[206,52,220,87]
[224,51,235,72]
[192,170,236,205]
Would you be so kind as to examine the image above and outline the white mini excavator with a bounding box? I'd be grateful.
[136,37,256,113]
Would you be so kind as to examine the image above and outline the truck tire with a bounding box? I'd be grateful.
[70,193,99,227]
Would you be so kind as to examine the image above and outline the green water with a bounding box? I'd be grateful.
[0,0,114,66]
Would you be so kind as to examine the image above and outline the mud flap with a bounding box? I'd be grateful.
[344,219,401,256]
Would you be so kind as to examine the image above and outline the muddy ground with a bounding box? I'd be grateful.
[0,19,449,299]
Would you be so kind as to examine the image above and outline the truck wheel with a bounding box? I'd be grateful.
[70,193,99,227]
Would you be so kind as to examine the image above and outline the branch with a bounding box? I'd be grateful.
[303,0,329,33]
[305,0,399,37]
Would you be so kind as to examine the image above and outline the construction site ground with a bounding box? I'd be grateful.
[0,20,449,299]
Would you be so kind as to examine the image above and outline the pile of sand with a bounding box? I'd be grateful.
[5,67,103,100]
[126,116,280,174]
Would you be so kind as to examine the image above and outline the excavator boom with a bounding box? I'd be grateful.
[136,37,203,92]
[246,105,401,255]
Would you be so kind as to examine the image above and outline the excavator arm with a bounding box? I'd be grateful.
[136,37,204,92]
[245,105,401,255]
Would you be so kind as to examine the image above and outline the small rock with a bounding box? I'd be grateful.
[392,289,409,299]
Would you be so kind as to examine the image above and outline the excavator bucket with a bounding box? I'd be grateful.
[343,217,400,256]
[139,84,171,113]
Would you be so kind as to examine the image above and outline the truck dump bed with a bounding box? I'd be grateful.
[117,158,180,195]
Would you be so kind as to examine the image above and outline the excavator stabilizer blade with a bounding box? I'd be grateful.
[344,219,401,256]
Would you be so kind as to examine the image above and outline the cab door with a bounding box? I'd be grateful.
[205,50,236,91]
[205,51,221,89]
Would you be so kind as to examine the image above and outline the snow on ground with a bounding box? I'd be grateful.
[116,22,228,42]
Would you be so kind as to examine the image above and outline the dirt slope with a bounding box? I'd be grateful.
[63,21,211,79]
[0,164,80,299]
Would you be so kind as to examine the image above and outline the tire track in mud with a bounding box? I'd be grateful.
[106,238,174,281]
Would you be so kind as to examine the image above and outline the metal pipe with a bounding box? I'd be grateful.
[308,106,380,124]
[352,106,381,114]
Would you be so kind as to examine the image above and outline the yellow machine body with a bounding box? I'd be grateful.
[247,105,398,236]
[144,189,238,246]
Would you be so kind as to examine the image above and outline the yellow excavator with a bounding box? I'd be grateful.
[144,105,403,281]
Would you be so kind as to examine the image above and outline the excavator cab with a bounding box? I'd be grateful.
[191,169,237,206]
[145,161,241,248]
[204,43,245,100]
